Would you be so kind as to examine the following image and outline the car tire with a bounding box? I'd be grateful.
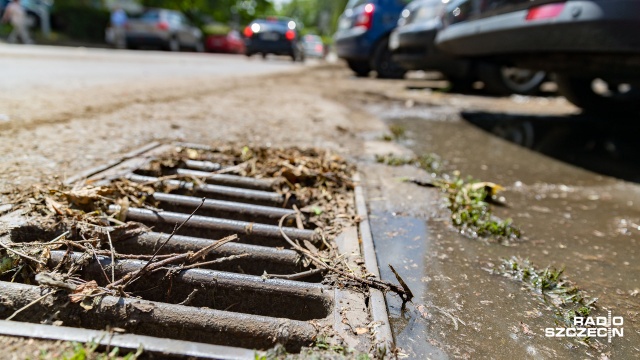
[477,63,546,96]
[347,60,371,77]
[556,74,640,115]
[447,76,474,93]
[371,38,406,79]
[166,37,180,52]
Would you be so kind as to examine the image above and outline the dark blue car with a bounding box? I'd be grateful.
[334,0,411,78]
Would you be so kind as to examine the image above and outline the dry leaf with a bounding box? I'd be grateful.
[69,280,99,303]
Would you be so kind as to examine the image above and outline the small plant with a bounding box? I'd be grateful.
[494,257,598,327]
[388,124,406,140]
[440,173,520,241]
[375,154,415,166]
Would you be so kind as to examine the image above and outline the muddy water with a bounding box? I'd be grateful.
[370,111,640,359]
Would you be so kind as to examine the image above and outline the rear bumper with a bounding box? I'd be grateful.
[333,28,374,61]
[126,32,169,47]
[390,22,472,76]
[245,39,294,55]
[437,0,640,56]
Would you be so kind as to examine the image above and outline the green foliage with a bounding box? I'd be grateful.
[278,0,348,37]
[495,257,598,328]
[140,0,276,25]
[442,174,520,241]
[52,5,110,42]
[36,340,143,360]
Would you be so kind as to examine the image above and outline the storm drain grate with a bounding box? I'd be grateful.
[0,143,393,359]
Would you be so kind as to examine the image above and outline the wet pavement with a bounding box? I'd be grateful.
[363,97,640,359]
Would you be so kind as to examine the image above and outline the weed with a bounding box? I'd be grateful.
[35,340,143,360]
[494,257,598,327]
[388,124,406,140]
[375,153,442,174]
[441,174,520,241]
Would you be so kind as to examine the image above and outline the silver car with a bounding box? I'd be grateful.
[125,9,203,52]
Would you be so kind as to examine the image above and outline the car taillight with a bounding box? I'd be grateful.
[526,3,565,21]
[355,3,375,30]
[243,26,253,37]
[157,21,169,30]
[315,44,323,53]
[285,30,295,41]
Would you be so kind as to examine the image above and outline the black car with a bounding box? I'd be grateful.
[389,0,547,95]
[436,0,640,113]
[243,17,304,62]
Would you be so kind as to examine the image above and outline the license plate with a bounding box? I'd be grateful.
[261,33,279,41]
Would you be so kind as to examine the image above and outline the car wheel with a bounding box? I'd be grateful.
[477,63,546,95]
[371,38,406,79]
[167,37,180,52]
[347,60,371,77]
[556,74,640,115]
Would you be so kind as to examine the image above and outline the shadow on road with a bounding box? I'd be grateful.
[462,111,640,183]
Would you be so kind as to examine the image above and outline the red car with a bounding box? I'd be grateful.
[205,30,245,54]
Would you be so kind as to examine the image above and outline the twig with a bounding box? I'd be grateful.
[277,214,411,301]
[6,291,52,321]
[106,231,115,283]
[178,289,199,306]
[0,241,46,266]
[263,268,326,280]
[48,231,70,243]
[145,198,206,265]
[178,253,248,271]
[107,234,238,290]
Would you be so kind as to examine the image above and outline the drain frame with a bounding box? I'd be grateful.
[0,142,394,358]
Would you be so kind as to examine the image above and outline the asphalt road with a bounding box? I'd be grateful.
[0,44,299,95]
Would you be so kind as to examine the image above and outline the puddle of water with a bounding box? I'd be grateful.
[370,115,640,358]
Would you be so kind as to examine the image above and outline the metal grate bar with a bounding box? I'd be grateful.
[127,174,286,206]
[0,282,317,352]
[151,192,295,224]
[113,206,320,246]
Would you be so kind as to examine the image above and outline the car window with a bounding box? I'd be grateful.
[140,11,160,21]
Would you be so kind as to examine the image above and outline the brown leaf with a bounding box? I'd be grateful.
[132,302,155,313]
[69,280,99,303]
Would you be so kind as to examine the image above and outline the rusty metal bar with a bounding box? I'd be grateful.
[152,192,294,223]
[111,206,320,244]
[183,159,221,172]
[0,320,259,359]
[127,174,285,206]
[48,251,331,321]
[0,282,317,352]
[118,231,301,266]
[174,169,278,191]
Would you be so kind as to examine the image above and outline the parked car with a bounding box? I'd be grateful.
[334,0,411,78]
[124,8,203,52]
[205,29,245,54]
[1,0,51,29]
[243,17,304,62]
[436,0,640,113]
[390,0,546,95]
[302,34,325,59]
